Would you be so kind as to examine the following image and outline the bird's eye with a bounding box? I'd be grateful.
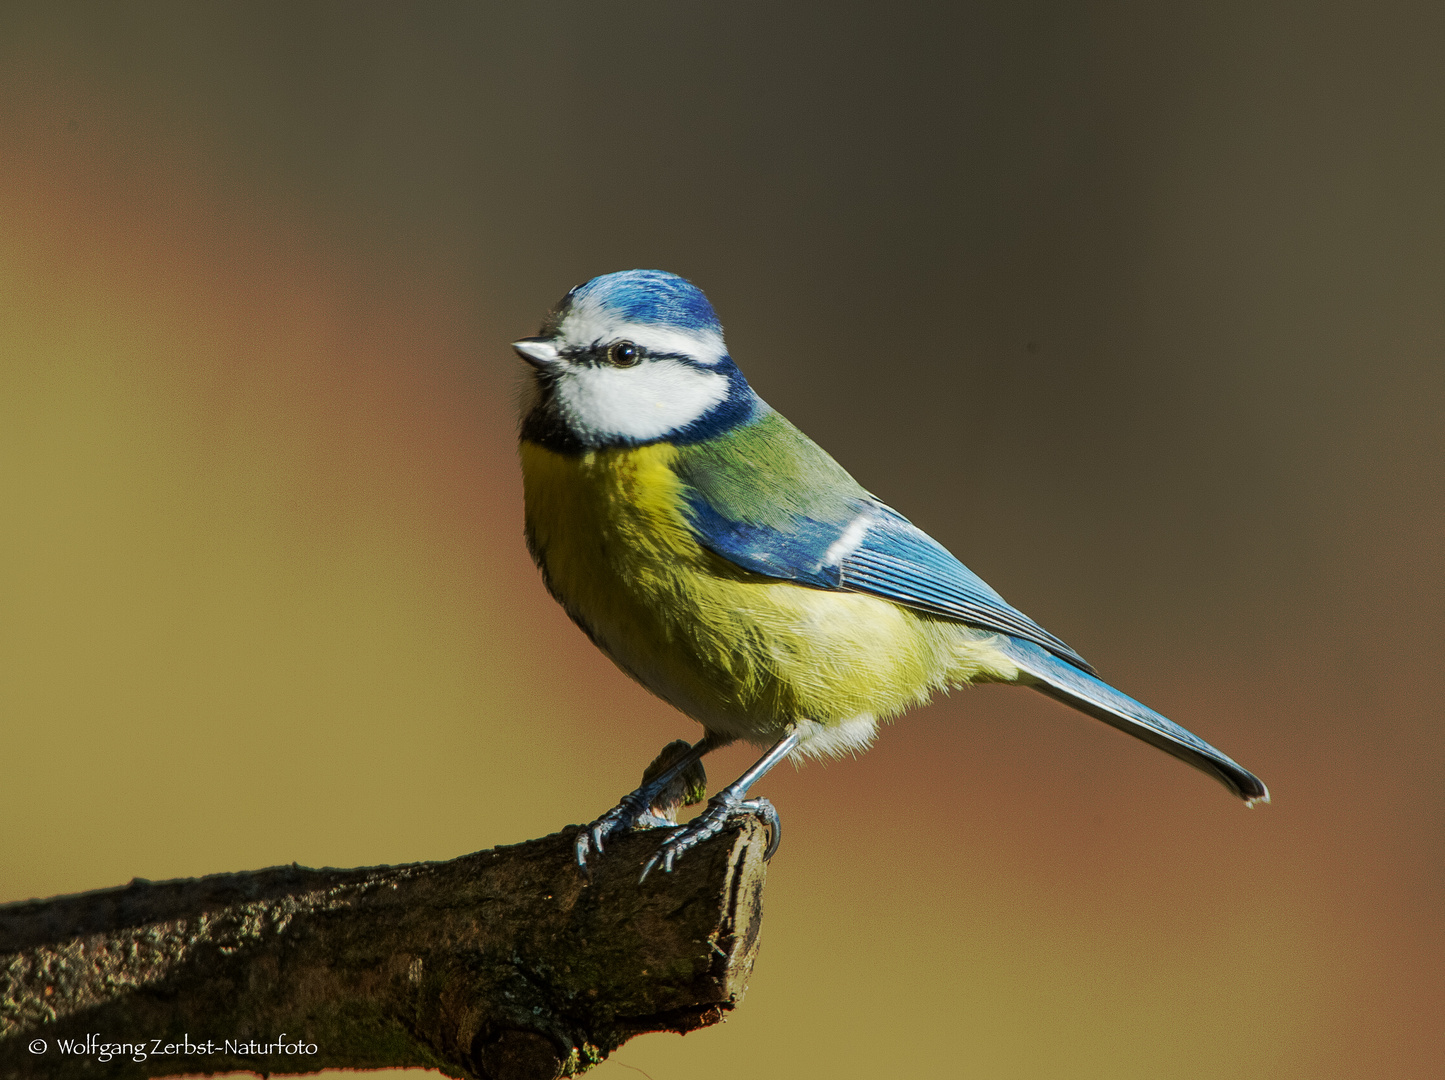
[607,341,640,367]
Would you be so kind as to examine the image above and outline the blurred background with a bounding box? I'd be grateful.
[2,3,1441,1077]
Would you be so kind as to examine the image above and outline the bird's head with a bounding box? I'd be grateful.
[514,270,759,450]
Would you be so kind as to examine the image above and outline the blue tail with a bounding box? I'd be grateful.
[996,638,1269,805]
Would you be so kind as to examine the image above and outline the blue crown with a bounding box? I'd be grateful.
[568,270,723,335]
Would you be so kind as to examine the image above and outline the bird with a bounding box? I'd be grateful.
[512,269,1268,880]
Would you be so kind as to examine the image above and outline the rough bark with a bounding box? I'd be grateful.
[0,820,768,1080]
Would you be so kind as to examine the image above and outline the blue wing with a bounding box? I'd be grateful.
[683,492,1096,673]
[681,483,1270,804]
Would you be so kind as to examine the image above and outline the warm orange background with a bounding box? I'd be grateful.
[2,5,1440,1078]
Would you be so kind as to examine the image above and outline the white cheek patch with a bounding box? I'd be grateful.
[555,359,729,443]
[557,305,729,366]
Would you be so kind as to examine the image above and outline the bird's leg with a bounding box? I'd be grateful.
[575,732,730,870]
[641,739,711,824]
[640,727,802,881]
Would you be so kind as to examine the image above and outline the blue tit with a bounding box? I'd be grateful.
[513,269,1268,879]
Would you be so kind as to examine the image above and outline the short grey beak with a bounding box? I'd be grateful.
[512,338,561,369]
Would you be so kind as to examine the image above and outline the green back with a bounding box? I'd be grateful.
[671,408,870,529]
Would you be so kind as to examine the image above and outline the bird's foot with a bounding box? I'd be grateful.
[639,793,781,882]
[575,739,709,871]
[574,793,670,869]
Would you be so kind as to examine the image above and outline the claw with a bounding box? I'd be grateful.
[574,816,616,870]
[738,797,782,860]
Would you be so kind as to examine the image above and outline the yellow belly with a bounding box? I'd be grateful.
[519,440,1018,754]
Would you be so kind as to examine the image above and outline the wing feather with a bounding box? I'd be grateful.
[682,487,1095,672]
[837,506,1094,671]
[673,428,1267,805]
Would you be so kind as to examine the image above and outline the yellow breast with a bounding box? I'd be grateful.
[519,440,1015,751]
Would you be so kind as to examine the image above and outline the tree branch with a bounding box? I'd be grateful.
[0,820,768,1080]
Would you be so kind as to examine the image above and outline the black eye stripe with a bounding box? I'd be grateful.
[561,340,719,369]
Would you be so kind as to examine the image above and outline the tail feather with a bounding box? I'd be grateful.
[997,638,1269,805]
